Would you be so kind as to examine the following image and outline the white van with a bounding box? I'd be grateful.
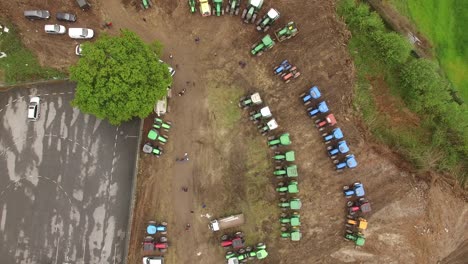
[28,96,40,121]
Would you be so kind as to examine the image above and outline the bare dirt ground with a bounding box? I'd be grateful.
[1,0,467,264]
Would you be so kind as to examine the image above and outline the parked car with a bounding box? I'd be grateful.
[68,28,94,39]
[56,12,77,22]
[44,24,66,34]
[24,10,50,20]
[28,97,40,121]
[75,44,82,56]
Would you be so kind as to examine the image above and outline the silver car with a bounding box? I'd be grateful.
[28,96,40,121]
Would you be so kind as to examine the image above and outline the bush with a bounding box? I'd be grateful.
[374,32,412,67]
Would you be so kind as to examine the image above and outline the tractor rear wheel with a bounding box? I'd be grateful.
[159,248,167,253]
[279,197,287,202]
[148,0,153,7]
[235,8,240,15]
[280,213,287,218]
[252,14,257,23]
[160,236,168,242]
[347,201,354,207]
[304,100,311,106]
[235,231,244,238]
[226,5,230,13]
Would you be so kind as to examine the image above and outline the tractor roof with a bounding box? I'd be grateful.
[338,141,349,153]
[266,119,278,130]
[318,101,329,113]
[346,155,358,168]
[285,151,295,161]
[143,143,154,153]
[288,182,299,193]
[232,238,244,249]
[326,114,337,125]
[354,183,365,197]
[279,133,291,145]
[358,219,368,230]
[290,199,302,209]
[251,92,262,104]
[333,128,344,139]
[291,230,302,241]
[250,0,263,7]
[148,129,158,140]
[310,86,321,99]
[360,202,371,213]
[290,216,301,226]
[262,34,274,46]
[267,8,280,19]
[256,249,269,259]
[260,106,271,117]
[356,236,366,246]
[287,165,298,176]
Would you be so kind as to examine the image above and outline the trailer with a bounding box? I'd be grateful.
[209,213,245,231]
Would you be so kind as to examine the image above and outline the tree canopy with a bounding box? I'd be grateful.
[70,30,172,125]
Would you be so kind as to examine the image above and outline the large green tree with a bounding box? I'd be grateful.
[70,30,172,125]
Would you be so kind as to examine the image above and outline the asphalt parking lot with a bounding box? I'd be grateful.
[0,81,140,264]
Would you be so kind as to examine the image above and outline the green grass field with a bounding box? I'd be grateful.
[0,22,64,84]
[388,0,468,101]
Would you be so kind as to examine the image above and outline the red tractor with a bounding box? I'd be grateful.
[220,231,245,250]
[142,236,168,253]
[315,114,337,131]
[347,197,371,216]
[282,66,301,83]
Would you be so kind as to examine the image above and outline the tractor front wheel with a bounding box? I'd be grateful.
[252,14,257,23]
[280,213,287,218]
[221,234,228,241]
[264,25,270,32]
[235,8,240,15]
[238,248,246,254]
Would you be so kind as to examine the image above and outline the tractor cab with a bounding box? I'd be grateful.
[260,106,272,118]
[343,182,365,198]
[250,92,262,104]
[199,0,211,16]
[266,119,278,130]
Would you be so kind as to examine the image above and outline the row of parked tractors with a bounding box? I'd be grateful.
[239,93,302,243]
[299,85,359,171]
[142,118,172,157]
[342,182,371,246]
[142,221,169,253]
[188,0,299,56]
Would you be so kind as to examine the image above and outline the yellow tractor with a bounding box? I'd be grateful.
[345,216,368,232]
[199,0,212,16]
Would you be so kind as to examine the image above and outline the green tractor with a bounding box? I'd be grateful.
[276,180,299,195]
[256,8,280,32]
[239,92,262,109]
[225,0,241,15]
[212,0,224,16]
[242,0,264,23]
[273,150,295,163]
[153,118,172,132]
[141,0,153,9]
[281,227,302,241]
[280,212,301,227]
[345,232,365,246]
[278,198,302,210]
[267,133,291,149]
[147,128,168,145]
[258,119,278,136]
[275,21,298,42]
[226,243,268,263]
[273,165,298,179]
[251,34,275,56]
[249,106,271,124]
[142,143,163,157]
[188,0,196,13]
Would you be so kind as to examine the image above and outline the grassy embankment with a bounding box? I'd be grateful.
[387,0,468,101]
[338,0,467,186]
[207,70,280,244]
[0,22,64,84]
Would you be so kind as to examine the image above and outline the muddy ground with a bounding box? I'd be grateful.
[1,0,467,263]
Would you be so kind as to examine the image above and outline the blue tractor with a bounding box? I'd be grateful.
[335,154,358,171]
[147,221,168,235]
[343,182,365,198]
[322,128,344,144]
[300,86,321,106]
[327,140,349,160]
[274,60,292,75]
[307,101,328,118]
